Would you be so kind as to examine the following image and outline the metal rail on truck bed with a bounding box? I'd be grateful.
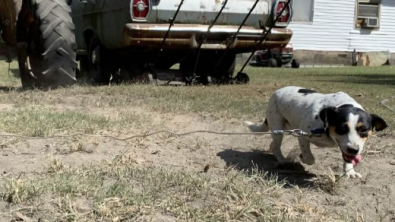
[235,0,293,83]
[151,0,293,85]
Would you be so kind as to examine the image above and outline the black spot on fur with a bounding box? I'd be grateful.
[298,88,316,95]
[338,104,354,109]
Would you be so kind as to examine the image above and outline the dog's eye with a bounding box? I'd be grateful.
[336,124,349,135]
[358,127,369,138]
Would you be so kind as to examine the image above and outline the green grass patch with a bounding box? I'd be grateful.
[0,65,393,135]
[70,66,395,129]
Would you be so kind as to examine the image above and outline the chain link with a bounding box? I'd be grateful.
[0,129,324,141]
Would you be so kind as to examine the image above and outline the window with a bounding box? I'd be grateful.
[355,0,381,29]
[291,0,314,23]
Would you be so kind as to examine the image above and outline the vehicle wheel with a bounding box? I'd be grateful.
[179,56,210,86]
[88,35,112,84]
[226,58,236,77]
[235,72,250,84]
[135,71,156,85]
[16,0,77,89]
[277,59,282,67]
[210,53,236,84]
[180,60,196,85]
[198,73,210,86]
[249,55,259,67]
[292,59,300,68]
[267,58,277,68]
[145,73,156,85]
[76,56,89,80]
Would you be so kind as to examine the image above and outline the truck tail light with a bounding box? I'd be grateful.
[132,0,150,19]
[276,1,290,23]
[282,46,293,53]
[273,0,292,27]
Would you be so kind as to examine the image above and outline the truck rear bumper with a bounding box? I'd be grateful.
[123,23,292,51]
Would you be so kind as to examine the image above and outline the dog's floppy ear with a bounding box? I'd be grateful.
[370,114,388,131]
[319,107,337,125]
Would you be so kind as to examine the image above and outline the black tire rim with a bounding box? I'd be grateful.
[89,44,101,81]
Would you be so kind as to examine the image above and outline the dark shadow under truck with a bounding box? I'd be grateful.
[71,0,294,85]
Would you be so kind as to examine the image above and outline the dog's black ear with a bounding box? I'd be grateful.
[319,107,337,125]
[370,114,388,131]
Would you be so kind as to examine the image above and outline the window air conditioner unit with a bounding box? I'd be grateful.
[362,17,379,28]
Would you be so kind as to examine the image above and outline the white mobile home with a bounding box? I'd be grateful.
[289,0,395,65]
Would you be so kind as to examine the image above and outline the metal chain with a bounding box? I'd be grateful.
[0,129,323,141]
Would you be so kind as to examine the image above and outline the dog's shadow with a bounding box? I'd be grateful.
[217,149,317,188]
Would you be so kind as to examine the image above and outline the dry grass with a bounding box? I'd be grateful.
[0,154,362,221]
[0,60,394,221]
[0,106,153,137]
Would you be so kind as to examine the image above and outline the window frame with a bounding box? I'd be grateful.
[290,0,315,24]
[354,0,381,30]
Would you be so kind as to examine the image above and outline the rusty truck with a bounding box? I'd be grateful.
[0,0,77,89]
[71,0,293,85]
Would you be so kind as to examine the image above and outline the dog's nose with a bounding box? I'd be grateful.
[346,147,359,155]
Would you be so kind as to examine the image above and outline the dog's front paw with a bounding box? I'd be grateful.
[344,169,362,179]
[299,153,315,165]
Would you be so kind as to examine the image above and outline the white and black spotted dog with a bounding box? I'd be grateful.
[244,86,388,178]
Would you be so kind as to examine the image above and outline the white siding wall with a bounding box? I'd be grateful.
[288,0,395,52]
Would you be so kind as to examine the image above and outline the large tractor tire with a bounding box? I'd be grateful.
[87,35,112,84]
[16,0,77,89]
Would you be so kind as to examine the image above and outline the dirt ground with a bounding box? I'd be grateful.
[0,94,394,221]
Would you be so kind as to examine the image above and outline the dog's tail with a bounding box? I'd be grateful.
[244,119,269,132]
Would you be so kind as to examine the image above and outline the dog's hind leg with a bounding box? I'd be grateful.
[268,118,287,164]
[270,134,286,164]
[265,100,288,164]
[297,137,315,165]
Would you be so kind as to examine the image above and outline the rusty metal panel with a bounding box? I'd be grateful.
[71,0,294,53]
[152,0,270,27]
[123,24,292,52]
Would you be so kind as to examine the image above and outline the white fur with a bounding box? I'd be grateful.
[244,86,366,178]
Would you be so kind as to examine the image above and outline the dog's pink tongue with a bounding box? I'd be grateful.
[351,154,362,166]
[344,153,362,166]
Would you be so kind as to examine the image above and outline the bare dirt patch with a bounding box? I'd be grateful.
[0,65,394,221]
[1,105,394,221]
